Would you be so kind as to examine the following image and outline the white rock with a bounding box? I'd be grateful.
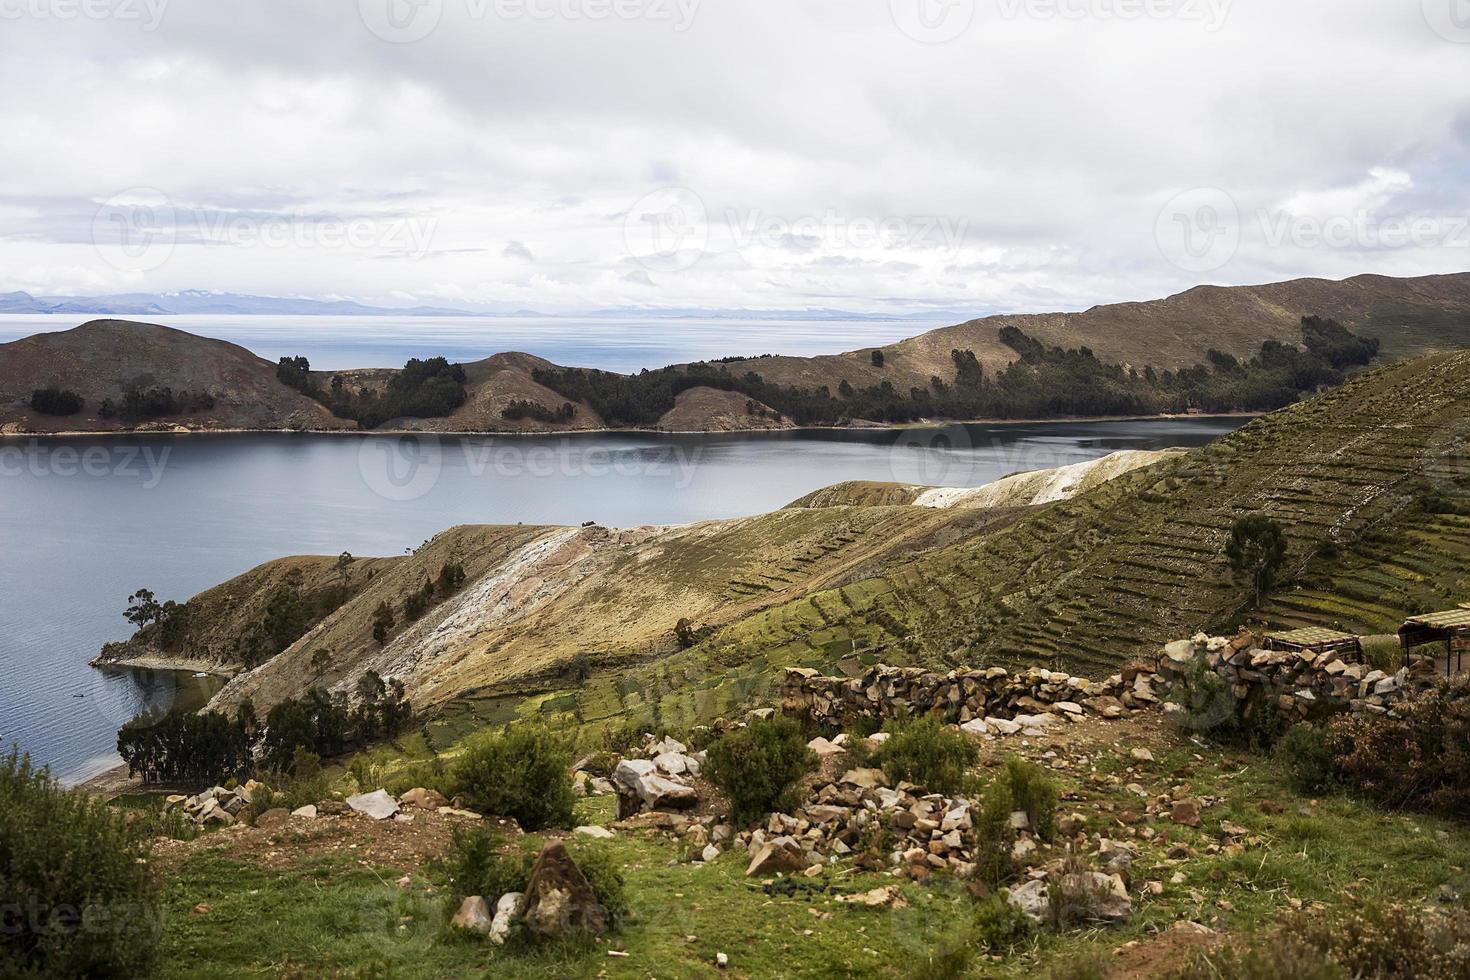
[575,825,615,839]
[489,892,524,946]
[290,804,317,819]
[346,789,400,820]
[450,896,494,934]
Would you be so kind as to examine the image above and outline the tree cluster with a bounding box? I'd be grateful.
[529,317,1382,428]
[99,385,215,422]
[501,399,577,423]
[29,387,83,416]
[117,671,411,785]
[277,355,468,429]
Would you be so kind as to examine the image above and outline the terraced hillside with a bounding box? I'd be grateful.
[166,353,1470,747]
[686,351,1470,683]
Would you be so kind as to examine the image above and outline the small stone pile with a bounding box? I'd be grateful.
[611,735,704,819]
[165,780,268,827]
[782,663,1164,729]
[1157,631,1442,722]
[734,765,984,880]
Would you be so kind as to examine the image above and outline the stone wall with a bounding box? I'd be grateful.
[781,662,1163,728]
[1155,631,1440,722]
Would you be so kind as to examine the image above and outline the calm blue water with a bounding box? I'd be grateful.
[0,418,1241,784]
[0,314,948,373]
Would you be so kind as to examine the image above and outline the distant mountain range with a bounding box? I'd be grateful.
[0,289,964,322]
[3,271,1469,436]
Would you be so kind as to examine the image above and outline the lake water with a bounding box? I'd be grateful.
[0,418,1242,784]
[0,314,951,373]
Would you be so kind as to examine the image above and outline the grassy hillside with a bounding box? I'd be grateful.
[691,351,1470,683]
[0,320,349,433]
[183,351,1470,744]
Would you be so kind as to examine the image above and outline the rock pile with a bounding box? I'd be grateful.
[1157,632,1442,723]
[782,663,1163,728]
[165,780,268,827]
[612,735,704,819]
[732,766,987,881]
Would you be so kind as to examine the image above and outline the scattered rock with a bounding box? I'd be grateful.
[399,787,449,810]
[450,896,494,934]
[489,892,525,946]
[346,790,401,821]
[575,825,615,839]
[1171,800,1201,827]
[290,804,317,819]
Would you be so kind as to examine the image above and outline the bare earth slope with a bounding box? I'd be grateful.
[0,319,351,433]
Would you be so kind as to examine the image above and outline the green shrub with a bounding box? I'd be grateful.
[704,717,816,825]
[247,748,331,819]
[1004,756,1057,841]
[1325,681,1470,817]
[450,722,575,830]
[1275,723,1337,794]
[1,749,161,978]
[973,776,1016,888]
[874,715,978,794]
[1174,903,1470,980]
[1046,952,1109,980]
[971,895,1032,953]
[440,826,536,903]
[564,841,628,929]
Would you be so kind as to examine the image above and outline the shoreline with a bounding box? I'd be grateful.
[0,411,1262,441]
[89,652,238,677]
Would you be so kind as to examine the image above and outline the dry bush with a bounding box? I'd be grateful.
[1326,681,1470,817]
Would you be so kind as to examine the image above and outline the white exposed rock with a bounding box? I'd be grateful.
[701,844,720,862]
[1007,878,1050,922]
[290,804,317,819]
[575,826,615,839]
[489,892,524,946]
[959,718,991,736]
[806,736,846,758]
[985,717,1022,735]
[346,790,400,821]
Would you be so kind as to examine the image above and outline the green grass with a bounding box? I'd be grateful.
[148,733,1470,979]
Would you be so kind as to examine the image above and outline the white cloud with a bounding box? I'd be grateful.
[0,0,1465,314]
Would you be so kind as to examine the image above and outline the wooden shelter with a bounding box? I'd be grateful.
[1264,627,1362,661]
[1398,609,1470,675]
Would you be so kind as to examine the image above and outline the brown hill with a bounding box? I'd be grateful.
[5,272,1470,434]
[703,272,1470,399]
[0,319,350,433]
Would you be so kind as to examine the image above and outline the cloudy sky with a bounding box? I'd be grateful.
[0,0,1467,315]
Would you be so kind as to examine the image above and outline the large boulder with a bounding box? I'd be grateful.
[521,842,607,940]
[612,758,697,815]
[1006,878,1050,922]
[744,836,806,877]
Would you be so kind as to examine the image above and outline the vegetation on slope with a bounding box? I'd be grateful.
[528,318,1379,426]
[277,355,469,428]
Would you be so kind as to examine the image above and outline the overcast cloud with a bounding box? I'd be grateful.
[0,0,1466,315]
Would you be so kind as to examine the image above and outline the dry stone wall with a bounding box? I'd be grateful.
[781,662,1164,727]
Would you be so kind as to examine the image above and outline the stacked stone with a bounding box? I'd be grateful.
[1156,632,1443,720]
[165,779,267,827]
[735,767,982,881]
[781,663,1162,728]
